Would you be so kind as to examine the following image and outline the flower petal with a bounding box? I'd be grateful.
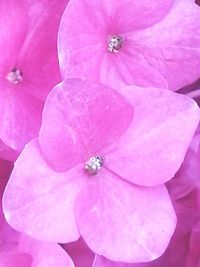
[18,235,75,267]
[0,0,28,74]
[3,139,85,243]
[0,252,32,267]
[58,0,170,88]
[131,0,200,90]
[17,0,68,100]
[105,86,200,186]
[75,169,176,262]
[0,84,43,151]
[39,79,133,171]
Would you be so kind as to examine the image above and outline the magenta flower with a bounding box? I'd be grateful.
[3,79,200,263]
[58,0,200,91]
[0,0,68,151]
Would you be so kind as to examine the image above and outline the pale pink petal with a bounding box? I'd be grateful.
[131,0,200,90]
[64,238,95,267]
[39,79,133,171]
[0,252,32,267]
[0,0,28,74]
[18,235,75,267]
[3,139,85,243]
[16,0,68,100]
[75,169,176,262]
[105,86,200,186]
[0,84,43,151]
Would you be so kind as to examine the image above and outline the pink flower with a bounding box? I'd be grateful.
[3,79,200,263]
[0,0,68,151]
[58,0,200,91]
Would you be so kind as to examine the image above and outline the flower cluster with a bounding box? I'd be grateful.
[0,0,200,266]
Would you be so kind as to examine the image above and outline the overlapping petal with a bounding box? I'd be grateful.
[3,139,85,243]
[17,0,69,100]
[0,0,28,74]
[0,252,32,267]
[58,0,200,90]
[75,168,176,262]
[18,235,75,267]
[0,85,43,151]
[131,0,200,90]
[105,86,200,186]
[39,79,133,171]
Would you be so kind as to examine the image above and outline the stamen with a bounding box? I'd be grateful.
[108,36,123,53]
[84,156,103,175]
[6,68,23,84]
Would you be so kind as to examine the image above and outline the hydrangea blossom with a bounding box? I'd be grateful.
[58,0,200,91]
[0,0,68,151]
[3,79,200,263]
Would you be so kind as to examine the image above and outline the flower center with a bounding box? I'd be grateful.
[84,156,103,175]
[108,36,123,53]
[6,68,23,84]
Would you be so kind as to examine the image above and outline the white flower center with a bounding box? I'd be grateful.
[6,68,23,84]
[84,156,103,175]
[108,36,123,53]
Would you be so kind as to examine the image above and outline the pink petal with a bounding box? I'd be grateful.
[105,86,200,186]
[0,252,32,267]
[3,139,85,243]
[131,0,200,90]
[16,0,68,100]
[18,235,75,267]
[39,79,133,171]
[75,169,176,262]
[166,132,200,199]
[0,0,28,74]
[0,84,43,151]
